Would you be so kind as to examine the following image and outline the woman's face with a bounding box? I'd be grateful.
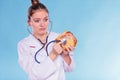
[29,10,49,36]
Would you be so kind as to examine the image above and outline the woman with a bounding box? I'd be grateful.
[18,0,76,80]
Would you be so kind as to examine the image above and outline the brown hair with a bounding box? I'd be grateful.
[28,0,49,20]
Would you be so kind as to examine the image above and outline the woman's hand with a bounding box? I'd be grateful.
[52,42,63,55]
[61,46,75,65]
[62,46,75,56]
[49,42,63,61]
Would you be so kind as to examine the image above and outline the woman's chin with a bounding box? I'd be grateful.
[39,32,47,35]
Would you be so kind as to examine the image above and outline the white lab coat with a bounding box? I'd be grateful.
[18,32,75,80]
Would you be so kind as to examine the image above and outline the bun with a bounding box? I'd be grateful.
[31,0,39,6]
[56,31,77,50]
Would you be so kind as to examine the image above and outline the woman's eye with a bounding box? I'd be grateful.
[34,20,40,23]
[33,18,48,23]
[43,19,48,22]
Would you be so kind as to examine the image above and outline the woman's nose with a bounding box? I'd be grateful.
[39,21,45,27]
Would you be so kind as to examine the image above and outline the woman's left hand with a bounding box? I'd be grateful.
[61,46,75,65]
[62,46,75,56]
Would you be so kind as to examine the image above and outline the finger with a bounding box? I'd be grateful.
[65,46,75,52]
[56,41,62,45]
[63,47,71,53]
[62,50,69,55]
[69,46,75,51]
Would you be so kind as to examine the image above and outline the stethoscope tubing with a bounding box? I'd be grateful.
[34,38,61,64]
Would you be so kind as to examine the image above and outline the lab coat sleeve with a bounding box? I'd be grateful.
[18,42,31,74]
[63,52,75,72]
[18,41,57,80]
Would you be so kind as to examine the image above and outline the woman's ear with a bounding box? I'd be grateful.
[27,19,31,26]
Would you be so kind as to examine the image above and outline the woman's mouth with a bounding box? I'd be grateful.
[39,28,46,31]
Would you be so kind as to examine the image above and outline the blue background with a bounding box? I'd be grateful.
[0,0,120,80]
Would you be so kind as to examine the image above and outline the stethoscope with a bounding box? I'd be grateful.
[34,35,61,64]
[27,21,66,64]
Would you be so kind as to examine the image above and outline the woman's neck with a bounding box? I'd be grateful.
[33,32,48,43]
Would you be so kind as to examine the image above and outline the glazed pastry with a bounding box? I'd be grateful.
[56,31,77,50]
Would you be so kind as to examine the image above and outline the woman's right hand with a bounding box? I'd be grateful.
[49,42,63,61]
[52,42,63,55]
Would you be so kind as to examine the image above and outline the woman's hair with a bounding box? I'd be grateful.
[28,0,49,20]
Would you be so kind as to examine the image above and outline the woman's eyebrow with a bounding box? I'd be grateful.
[33,18,41,19]
[44,15,49,18]
[33,16,48,19]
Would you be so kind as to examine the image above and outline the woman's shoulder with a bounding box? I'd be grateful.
[49,32,60,39]
[49,32,60,36]
[18,35,33,45]
[49,32,60,40]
